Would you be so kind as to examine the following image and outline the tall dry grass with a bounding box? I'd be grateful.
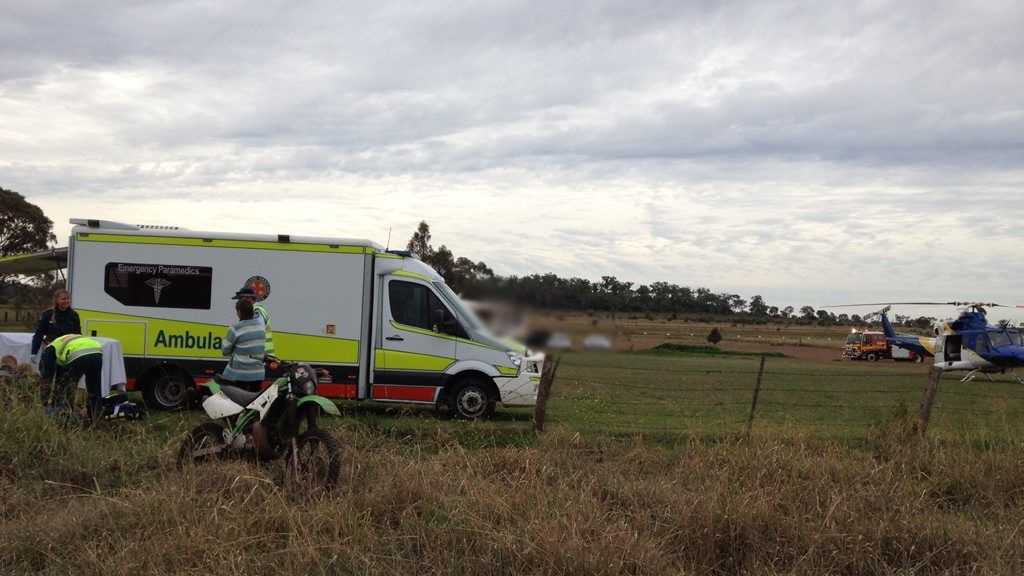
[2,370,1024,575]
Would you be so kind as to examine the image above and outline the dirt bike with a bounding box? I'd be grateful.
[177,359,342,492]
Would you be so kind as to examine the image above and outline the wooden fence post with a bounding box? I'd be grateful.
[534,355,561,433]
[745,355,767,436]
[918,367,942,437]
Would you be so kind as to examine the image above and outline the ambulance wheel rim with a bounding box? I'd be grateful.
[456,387,486,418]
[154,377,186,407]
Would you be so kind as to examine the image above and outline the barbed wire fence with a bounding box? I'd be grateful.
[543,355,1024,438]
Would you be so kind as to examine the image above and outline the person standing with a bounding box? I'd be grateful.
[233,286,275,358]
[221,299,266,392]
[38,333,103,420]
[31,289,82,365]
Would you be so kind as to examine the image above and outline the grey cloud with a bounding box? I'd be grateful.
[3,0,1024,309]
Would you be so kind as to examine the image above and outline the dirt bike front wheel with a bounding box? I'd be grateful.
[284,428,341,495]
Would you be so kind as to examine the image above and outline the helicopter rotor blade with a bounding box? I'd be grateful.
[823,302,956,308]
[824,301,1008,308]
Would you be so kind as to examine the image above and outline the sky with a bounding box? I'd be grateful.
[2,0,1023,319]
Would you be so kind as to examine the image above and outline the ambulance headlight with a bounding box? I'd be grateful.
[506,352,522,366]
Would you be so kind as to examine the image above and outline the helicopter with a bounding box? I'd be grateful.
[829,302,1024,383]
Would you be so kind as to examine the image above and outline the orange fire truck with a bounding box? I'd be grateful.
[843,330,890,361]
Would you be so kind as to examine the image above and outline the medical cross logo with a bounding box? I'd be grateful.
[244,275,271,301]
[145,278,172,304]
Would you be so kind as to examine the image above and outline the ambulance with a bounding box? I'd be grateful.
[4,219,543,418]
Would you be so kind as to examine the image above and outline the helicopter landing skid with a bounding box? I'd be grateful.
[960,370,995,383]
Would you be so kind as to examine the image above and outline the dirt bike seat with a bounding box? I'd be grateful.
[219,385,261,407]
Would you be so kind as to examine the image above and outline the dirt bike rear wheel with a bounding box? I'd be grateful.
[177,422,227,469]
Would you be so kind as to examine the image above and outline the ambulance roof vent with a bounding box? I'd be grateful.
[70,218,139,230]
[70,219,185,231]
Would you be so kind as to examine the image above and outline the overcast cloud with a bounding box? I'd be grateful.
[2,0,1023,317]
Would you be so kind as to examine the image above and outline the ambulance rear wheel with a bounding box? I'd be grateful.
[447,378,496,420]
[866,353,878,362]
[142,367,192,411]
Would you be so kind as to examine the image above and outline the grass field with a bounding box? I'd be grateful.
[551,350,1024,442]
[302,350,1024,446]
[3,342,1024,574]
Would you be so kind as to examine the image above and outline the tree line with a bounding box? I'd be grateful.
[406,222,934,328]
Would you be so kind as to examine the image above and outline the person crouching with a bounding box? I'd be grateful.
[38,334,103,421]
[221,299,266,392]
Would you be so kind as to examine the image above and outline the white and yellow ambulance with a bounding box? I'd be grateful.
[3,219,543,418]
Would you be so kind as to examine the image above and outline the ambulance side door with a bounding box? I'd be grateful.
[374,277,457,403]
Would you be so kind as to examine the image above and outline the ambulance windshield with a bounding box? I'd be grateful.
[434,282,486,332]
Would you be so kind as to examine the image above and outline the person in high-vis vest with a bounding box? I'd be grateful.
[38,334,104,419]
[233,286,275,357]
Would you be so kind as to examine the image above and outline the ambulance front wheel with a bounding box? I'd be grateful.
[446,377,497,420]
[141,366,193,411]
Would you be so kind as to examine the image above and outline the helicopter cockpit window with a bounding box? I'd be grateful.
[976,335,990,354]
[989,331,1012,348]
[1010,331,1024,346]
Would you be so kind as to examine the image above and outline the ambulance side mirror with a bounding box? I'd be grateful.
[431,308,446,329]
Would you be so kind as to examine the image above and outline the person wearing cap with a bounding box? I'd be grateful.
[233,287,276,358]
[221,299,266,392]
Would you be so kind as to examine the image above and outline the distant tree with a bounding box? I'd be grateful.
[1,187,55,260]
[800,306,816,321]
[782,306,794,319]
[406,221,434,260]
[726,294,747,314]
[1,187,57,298]
[634,284,652,311]
[768,306,780,317]
[405,222,499,297]
[851,314,863,324]
[748,295,768,316]
[425,245,455,280]
[913,316,934,330]
[837,313,850,323]
[707,327,723,345]
[450,256,494,294]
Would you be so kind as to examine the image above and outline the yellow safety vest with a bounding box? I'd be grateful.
[49,334,103,366]
[254,304,276,356]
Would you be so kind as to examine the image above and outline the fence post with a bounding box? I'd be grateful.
[918,367,942,437]
[745,355,767,436]
[534,355,561,433]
